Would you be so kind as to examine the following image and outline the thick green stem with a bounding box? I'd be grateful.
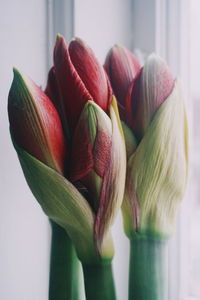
[129,234,168,300]
[49,221,80,300]
[82,261,116,300]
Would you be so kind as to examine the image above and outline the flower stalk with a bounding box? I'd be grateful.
[49,221,80,300]
[82,261,116,300]
[129,234,168,300]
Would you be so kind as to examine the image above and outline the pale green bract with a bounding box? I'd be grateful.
[123,80,189,238]
[16,144,114,264]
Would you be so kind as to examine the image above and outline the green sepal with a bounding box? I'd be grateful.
[15,144,99,263]
[121,121,138,159]
[123,80,189,238]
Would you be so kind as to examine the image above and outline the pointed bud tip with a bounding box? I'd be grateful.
[69,37,86,49]
[12,67,24,81]
[55,34,67,50]
[147,53,164,65]
[74,36,82,42]
[56,33,64,41]
[113,44,123,49]
[84,100,99,114]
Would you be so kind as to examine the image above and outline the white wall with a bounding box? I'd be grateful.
[0,1,50,300]
[74,0,133,63]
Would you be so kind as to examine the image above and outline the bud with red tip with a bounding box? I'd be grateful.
[104,45,141,119]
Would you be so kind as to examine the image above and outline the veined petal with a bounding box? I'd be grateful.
[104,45,141,118]
[127,54,174,140]
[54,35,92,134]
[70,101,112,212]
[69,38,112,112]
[8,68,66,174]
[95,97,126,249]
[123,81,188,238]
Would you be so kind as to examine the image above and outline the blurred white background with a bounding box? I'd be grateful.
[0,0,199,299]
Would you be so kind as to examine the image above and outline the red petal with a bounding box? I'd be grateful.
[125,69,143,139]
[69,38,111,112]
[54,35,92,134]
[70,103,112,182]
[127,55,174,140]
[45,66,70,140]
[104,45,141,113]
[45,66,61,112]
[70,119,94,182]
[8,69,66,174]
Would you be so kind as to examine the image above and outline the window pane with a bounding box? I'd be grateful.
[189,0,200,298]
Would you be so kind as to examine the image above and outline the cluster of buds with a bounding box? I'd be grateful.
[8,35,126,263]
[105,46,188,238]
[8,35,188,259]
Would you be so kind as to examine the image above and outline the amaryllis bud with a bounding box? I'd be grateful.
[8,69,112,263]
[122,77,188,238]
[8,68,66,174]
[54,35,112,135]
[71,97,126,249]
[69,38,112,112]
[126,54,174,140]
[8,38,127,266]
[104,45,141,119]
[70,101,112,212]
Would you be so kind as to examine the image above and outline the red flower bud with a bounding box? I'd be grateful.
[69,38,112,112]
[8,69,66,174]
[126,54,174,140]
[54,35,112,135]
[104,45,141,119]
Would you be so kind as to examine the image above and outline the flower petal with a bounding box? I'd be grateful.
[69,38,112,112]
[95,97,126,249]
[45,66,61,111]
[8,68,66,174]
[45,66,70,140]
[54,35,92,134]
[70,101,112,212]
[127,54,174,140]
[104,45,141,118]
